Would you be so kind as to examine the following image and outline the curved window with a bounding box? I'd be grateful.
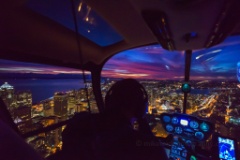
[27,0,123,46]
[102,35,240,142]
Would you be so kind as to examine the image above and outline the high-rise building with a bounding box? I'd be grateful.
[54,92,67,118]
[43,99,54,117]
[68,95,76,113]
[15,91,32,108]
[0,82,15,109]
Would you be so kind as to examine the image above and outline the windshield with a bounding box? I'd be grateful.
[102,35,240,143]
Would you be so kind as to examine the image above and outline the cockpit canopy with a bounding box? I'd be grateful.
[1,0,240,70]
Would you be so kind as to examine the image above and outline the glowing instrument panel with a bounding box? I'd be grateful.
[160,113,214,141]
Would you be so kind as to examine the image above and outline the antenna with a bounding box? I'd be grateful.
[70,0,91,112]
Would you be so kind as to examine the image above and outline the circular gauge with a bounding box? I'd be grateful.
[166,124,174,132]
[185,140,192,146]
[195,131,204,140]
[163,115,171,123]
[175,126,183,134]
[200,122,209,132]
[172,117,179,124]
[189,120,199,129]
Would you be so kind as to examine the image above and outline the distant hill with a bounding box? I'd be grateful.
[0,73,91,79]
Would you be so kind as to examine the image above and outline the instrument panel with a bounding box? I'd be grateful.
[160,113,214,141]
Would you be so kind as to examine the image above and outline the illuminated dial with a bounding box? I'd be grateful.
[163,115,171,123]
[195,131,204,140]
[189,120,199,129]
[166,124,174,132]
[185,140,192,146]
[171,117,179,124]
[175,126,183,134]
[200,122,209,132]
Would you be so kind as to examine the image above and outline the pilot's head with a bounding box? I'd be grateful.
[105,79,148,119]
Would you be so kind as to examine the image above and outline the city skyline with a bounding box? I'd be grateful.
[1,74,240,157]
[0,35,240,81]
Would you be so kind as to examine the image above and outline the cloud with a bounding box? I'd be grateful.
[0,35,240,81]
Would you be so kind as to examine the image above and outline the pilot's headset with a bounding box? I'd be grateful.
[104,79,148,119]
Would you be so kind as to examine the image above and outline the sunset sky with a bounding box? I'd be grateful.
[0,35,240,81]
[102,35,240,80]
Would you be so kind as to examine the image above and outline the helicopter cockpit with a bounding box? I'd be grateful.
[1,0,240,160]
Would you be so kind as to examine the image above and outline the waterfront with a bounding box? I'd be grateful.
[0,79,213,104]
[0,79,84,103]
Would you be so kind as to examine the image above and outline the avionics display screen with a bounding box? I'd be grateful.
[218,137,236,160]
[180,119,188,126]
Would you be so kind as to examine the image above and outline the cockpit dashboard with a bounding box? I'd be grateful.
[160,113,215,160]
[160,113,214,142]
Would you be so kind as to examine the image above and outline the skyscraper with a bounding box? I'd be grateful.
[54,92,67,118]
[67,91,76,114]
[16,91,32,108]
[0,82,15,109]
[43,99,54,117]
